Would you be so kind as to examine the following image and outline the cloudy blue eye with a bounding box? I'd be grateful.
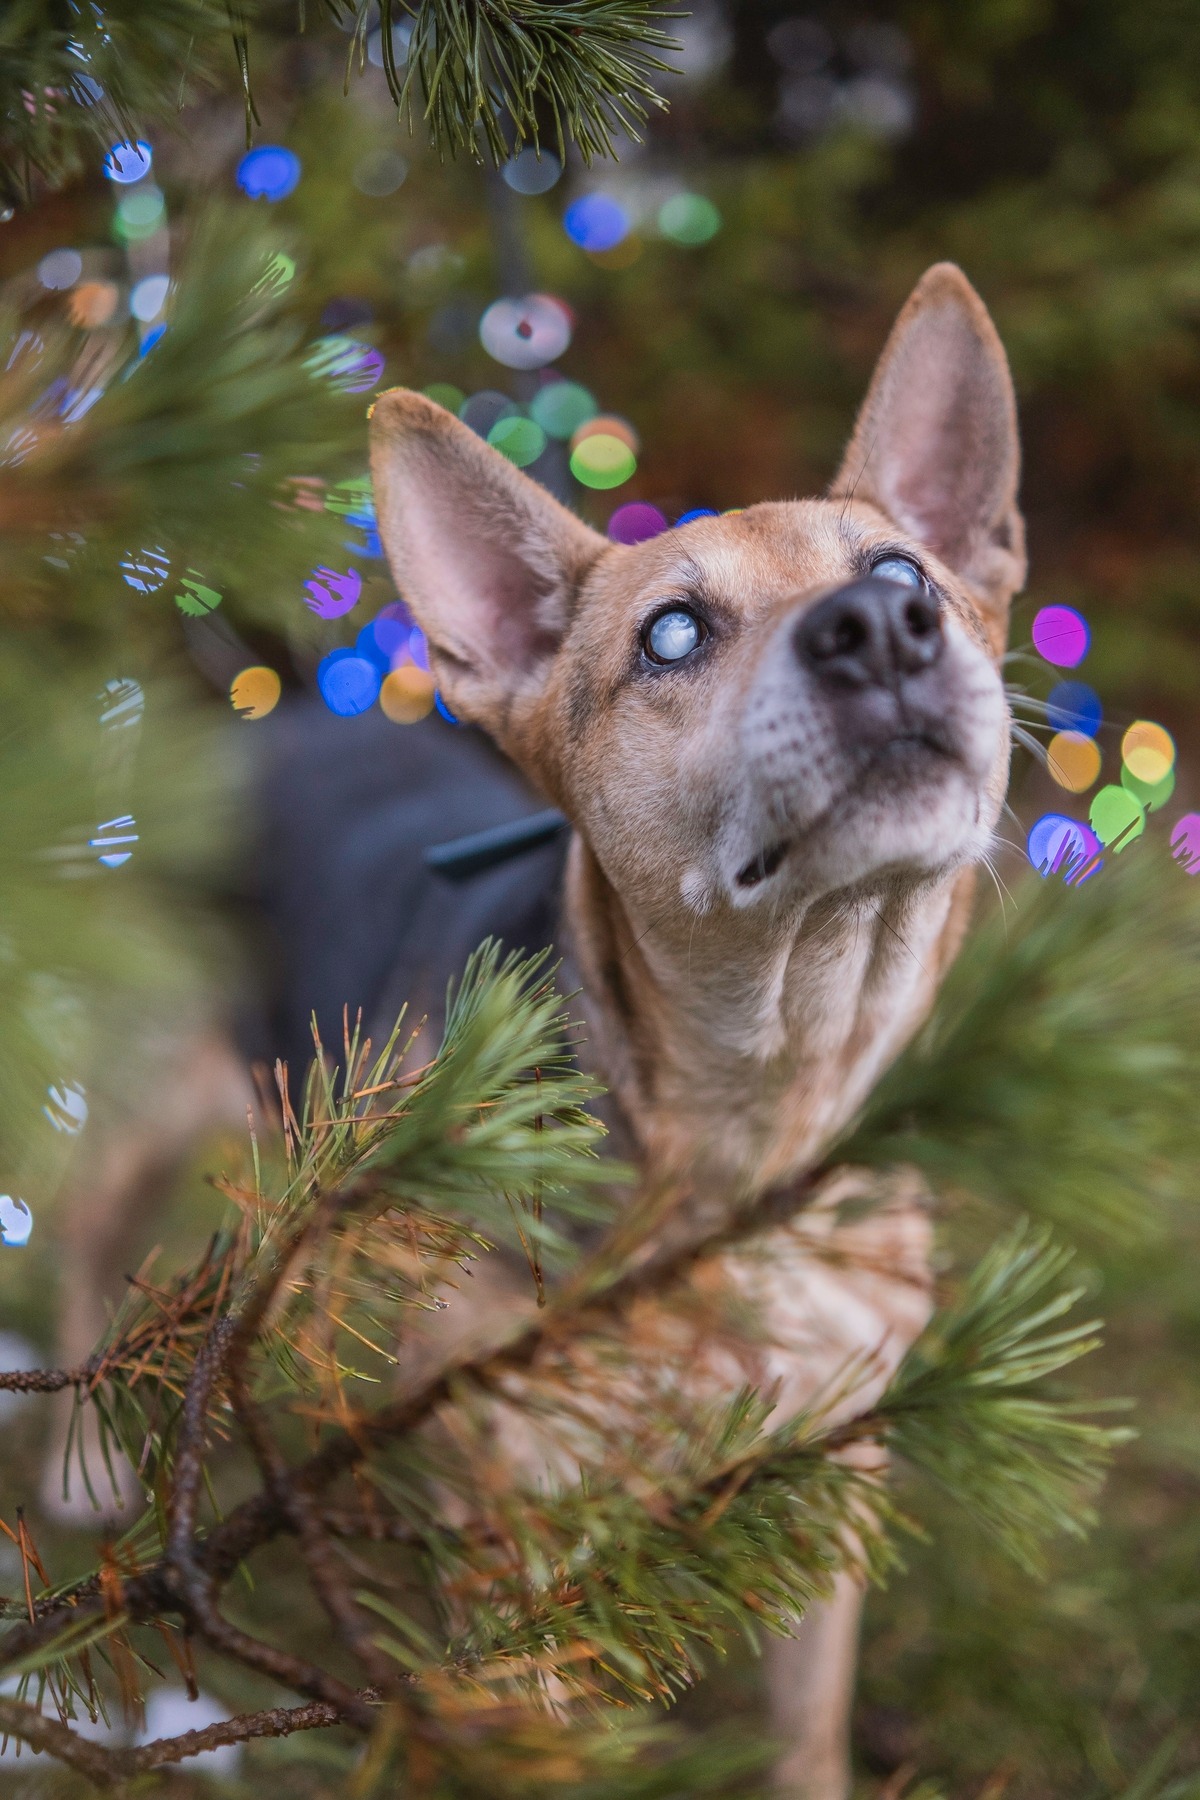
[645,607,703,664]
[871,554,925,588]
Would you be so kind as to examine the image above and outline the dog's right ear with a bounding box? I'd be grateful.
[369,390,606,756]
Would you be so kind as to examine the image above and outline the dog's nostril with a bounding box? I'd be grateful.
[904,597,938,638]
[833,616,868,656]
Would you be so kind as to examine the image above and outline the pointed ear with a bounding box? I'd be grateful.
[368,389,606,759]
[831,263,1025,623]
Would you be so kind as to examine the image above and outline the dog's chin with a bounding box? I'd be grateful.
[728,744,992,907]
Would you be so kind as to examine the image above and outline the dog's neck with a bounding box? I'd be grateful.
[564,837,973,1191]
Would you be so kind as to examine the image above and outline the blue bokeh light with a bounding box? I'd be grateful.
[563,193,630,252]
[317,649,382,717]
[104,141,153,184]
[1046,680,1102,737]
[237,146,301,202]
[1027,813,1103,883]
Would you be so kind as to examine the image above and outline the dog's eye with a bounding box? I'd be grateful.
[644,608,704,664]
[871,554,925,588]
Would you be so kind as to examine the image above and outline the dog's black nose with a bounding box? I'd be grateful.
[794,577,943,688]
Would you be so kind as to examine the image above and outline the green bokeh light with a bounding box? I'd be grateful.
[531,380,597,439]
[1090,783,1145,849]
[487,415,547,468]
[570,433,637,489]
[658,193,722,246]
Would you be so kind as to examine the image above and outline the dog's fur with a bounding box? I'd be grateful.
[50,264,1022,1799]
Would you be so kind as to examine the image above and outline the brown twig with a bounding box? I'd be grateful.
[229,1374,400,1699]
[161,1318,374,1728]
[0,1161,850,1741]
[0,1690,381,1785]
[0,1365,86,1393]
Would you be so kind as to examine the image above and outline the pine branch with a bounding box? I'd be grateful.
[836,852,1200,1243]
[374,0,679,165]
[1,204,364,646]
[879,1221,1130,1572]
[0,0,678,201]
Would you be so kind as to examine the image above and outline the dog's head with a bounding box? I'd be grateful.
[370,265,1021,929]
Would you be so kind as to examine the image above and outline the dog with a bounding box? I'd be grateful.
[50,262,1022,1798]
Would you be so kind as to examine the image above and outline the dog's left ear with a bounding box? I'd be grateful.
[369,388,606,763]
[832,263,1025,627]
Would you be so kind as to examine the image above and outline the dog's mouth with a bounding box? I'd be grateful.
[734,731,959,891]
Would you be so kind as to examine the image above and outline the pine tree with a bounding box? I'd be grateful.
[1,5,1200,1795]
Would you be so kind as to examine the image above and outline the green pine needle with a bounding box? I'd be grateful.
[836,852,1200,1244]
[881,1220,1131,1573]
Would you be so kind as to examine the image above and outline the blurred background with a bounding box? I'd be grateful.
[3,2,1200,1794]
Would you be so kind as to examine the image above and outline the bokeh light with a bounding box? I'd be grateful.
[174,571,222,616]
[44,1082,87,1134]
[1121,760,1175,810]
[1047,680,1102,736]
[1090,783,1145,849]
[69,280,119,328]
[304,336,385,393]
[99,677,144,731]
[1027,814,1102,883]
[324,474,373,519]
[230,666,282,719]
[237,145,301,202]
[317,649,380,716]
[1046,729,1101,793]
[479,294,572,370]
[90,813,138,868]
[676,507,719,525]
[1121,719,1175,786]
[353,150,408,196]
[104,141,152,184]
[423,382,465,412]
[487,415,547,466]
[608,501,669,544]
[658,193,722,244]
[503,148,563,194]
[381,665,436,723]
[367,20,413,65]
[1171,813,1200,875]
[114,186,165,242]
[121,547,169,592]
[1032,604,1090,667]
[563,193,630,252]
[304,566,362,619]
[531,380,597,439]
[571,414,640,455]
[131,274,169,321]
[434,692,459,725]
[38,249,81,291]
[0,1197,33,1249]
[570,434,637,489]
[459,390,519,437]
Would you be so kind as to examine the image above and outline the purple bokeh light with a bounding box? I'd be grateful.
[1032,604,1090,668]
[607,502,669,545]
[304,566,362,619]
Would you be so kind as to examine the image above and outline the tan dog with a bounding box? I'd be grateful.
[365,260,1022,1795]
[49,263,1020,1797]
